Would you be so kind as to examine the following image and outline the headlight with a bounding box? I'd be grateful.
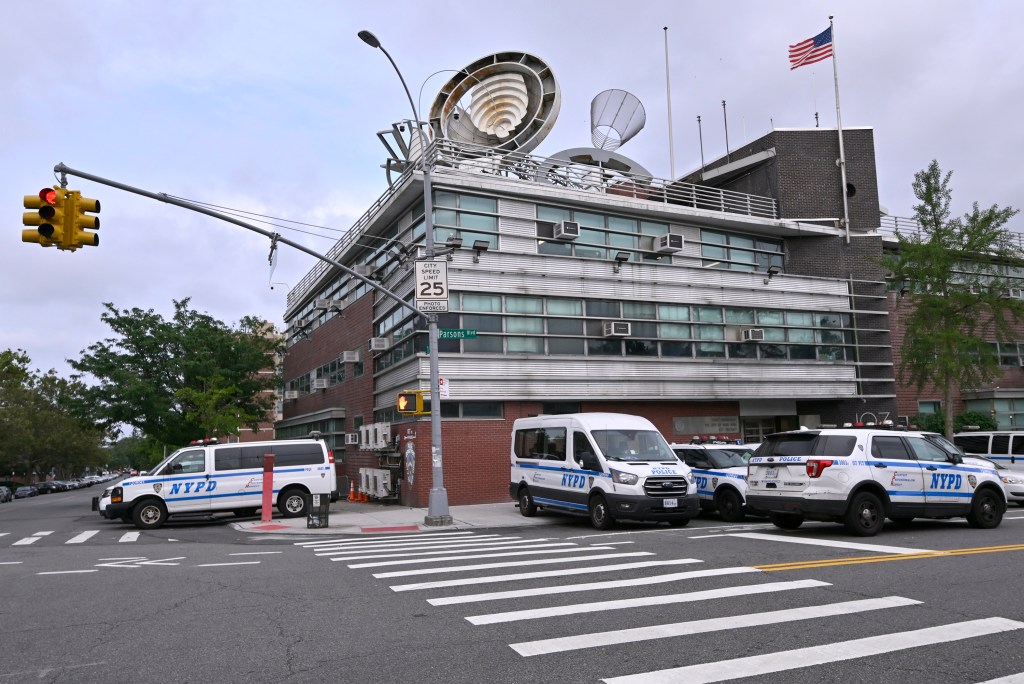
[611,469,639,485]
[111,486,123,504]
[686,471,696,484]
[1001,475,1024,485]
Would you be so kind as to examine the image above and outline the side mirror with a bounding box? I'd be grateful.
[948,453,963,464]
[579,452,600,471]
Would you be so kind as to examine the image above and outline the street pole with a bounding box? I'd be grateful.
[359,30,451,526]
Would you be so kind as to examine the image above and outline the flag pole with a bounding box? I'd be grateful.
[829,15,851,243]
[664,26,676,180]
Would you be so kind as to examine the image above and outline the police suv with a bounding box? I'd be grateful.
[746,428,1006,536]
[670,443,751,522]
[97,438,336,529]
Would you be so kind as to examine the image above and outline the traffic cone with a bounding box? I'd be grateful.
[348,481,356,502]
[359,489,369,503]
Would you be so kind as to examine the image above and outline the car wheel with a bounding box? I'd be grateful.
[715,489,745,523]
[769,512,804,530]
[518,488,537,517]
[844,491,885,536]
[132,500,167,530]
[967,489,1004,529]
[589,495,615,530]
[277,488,309,518]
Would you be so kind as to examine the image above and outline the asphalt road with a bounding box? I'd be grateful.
[3,487,1024,683]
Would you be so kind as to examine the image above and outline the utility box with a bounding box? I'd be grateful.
[306,493,329,528]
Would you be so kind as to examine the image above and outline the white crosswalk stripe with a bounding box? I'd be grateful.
[299,530,1024,681]
[66,531,100,544]
[119,532,140,543]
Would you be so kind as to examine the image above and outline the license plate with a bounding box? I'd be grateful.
[663,498,678,508]
[764,468,779,479]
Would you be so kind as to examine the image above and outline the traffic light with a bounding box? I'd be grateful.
[22,186,65,247]
[396,390,425,415]
[65,190,100,249]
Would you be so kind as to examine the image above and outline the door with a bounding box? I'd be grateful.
[155,448,212,513]
[908,435,974,515]
[868,435,925,517]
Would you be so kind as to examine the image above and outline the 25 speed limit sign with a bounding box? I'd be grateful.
[414,260,449,312]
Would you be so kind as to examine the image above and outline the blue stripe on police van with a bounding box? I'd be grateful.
[533,496,589,511]
[515,463,613,479]
[691,469,745,480]
[885,490,973,499]
[123,467,322,486]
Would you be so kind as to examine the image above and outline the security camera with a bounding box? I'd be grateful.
[453,111,460,121]
[399,124,406,132]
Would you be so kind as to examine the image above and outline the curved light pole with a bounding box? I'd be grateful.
[359,30,451,526]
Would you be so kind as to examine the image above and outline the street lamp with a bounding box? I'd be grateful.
[359,30,452,526]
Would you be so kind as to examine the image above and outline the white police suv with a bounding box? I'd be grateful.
[670,443,751,522]
[746,428,1006,536]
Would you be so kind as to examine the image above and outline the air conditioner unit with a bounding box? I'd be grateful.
[312,378,329,390]
[342,350,361,363]
[353,264,374,277]
[657,233,684,253]
[313,298,332,310]
[284,390,298,400]
[602,321,631,337]
[1007,288,1023,299]
[373,422,391,450]
[345,433,359,445]
[369,337,389,351]
[359,425,373,450]
[554,220,580,240]
[742,328,766,342]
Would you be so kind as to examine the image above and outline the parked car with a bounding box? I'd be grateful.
[14,486,38,499]
[0,486,12,503]
[35,481,59,494]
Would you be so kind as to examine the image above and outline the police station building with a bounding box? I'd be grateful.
[277,51,896,507]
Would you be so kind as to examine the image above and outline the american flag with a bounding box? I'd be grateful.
[789,27,833,70]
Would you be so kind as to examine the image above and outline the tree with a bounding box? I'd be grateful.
[882,160,1023,438]
[69,299,281,450]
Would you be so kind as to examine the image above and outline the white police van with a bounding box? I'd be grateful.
[746,428,1006,536]
[953,431,1024,506]
[670,442,751,522]
[510,413,698,530]
[98,438,336,529]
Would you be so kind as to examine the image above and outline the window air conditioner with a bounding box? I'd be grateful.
[657,233,684,253]
[345,433,359,445]
[1008,288,1023,299]
[368,337,389,351]
[312,378,329,390]
[342,350,360,363]
[554,220,580,240]
[313,298,332,310]
[284,390,298,400]
[742,328,766,342]
[602,321,631,337]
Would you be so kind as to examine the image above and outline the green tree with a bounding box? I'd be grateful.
[69,299,280,450]
[883,160,1023,438]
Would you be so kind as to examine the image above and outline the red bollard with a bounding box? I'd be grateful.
[260,453,275,522]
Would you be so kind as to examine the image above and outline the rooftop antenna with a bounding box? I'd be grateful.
[663,27,676,179]
[815,111,820,128]
[696,115,705,174]
[722,100,730,163]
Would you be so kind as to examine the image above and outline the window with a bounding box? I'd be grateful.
[918,401,941,414]
[165,450,206,475]
[871,436,912,460]
[907,437,950,462]
[514,427,567,461]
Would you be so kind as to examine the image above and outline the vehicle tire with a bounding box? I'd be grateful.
[715,489,745,523]
[966,489,1004,529]
[518,488,537,517]
[769,512,804,530]
[668,517,691,527]
[589,495,615,530]
[132,500,167,530]
[233,508,258,518]
[844,491,885,536]
[277,488,309,518]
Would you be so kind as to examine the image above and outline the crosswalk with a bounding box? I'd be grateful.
[0,529,153,546]
[295,531,1024,682]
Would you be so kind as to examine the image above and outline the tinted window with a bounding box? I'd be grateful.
[214,443,324,471]
[514,427,567,461]
[953,434,990,454]
[818,436,856,457]
[992,435,1011,455]
[762,433,817,456]
[871,436,912,460]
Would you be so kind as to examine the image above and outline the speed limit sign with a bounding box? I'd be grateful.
[415,260,449,312]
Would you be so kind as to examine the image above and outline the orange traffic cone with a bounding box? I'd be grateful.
[359,489,369,503]
[348,481,357,502]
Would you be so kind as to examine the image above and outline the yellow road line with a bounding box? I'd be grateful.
[755,543,1024,572]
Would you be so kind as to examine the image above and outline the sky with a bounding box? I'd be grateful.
[3,0,1022,379]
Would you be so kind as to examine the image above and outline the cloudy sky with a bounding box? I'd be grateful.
[3,0,1021,378]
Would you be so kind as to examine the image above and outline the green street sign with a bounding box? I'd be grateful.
[439,328,478,339]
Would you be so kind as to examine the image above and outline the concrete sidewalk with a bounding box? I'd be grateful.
[232,499,559,535]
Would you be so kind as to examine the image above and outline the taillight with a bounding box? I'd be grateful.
[806,460,834,478]
[327,451,335,464]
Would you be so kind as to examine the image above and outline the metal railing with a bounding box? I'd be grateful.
[878,214,1024,247]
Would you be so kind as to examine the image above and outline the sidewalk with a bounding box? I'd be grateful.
[232,498,559,535]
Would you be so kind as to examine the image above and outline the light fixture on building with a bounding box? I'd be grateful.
[439,235,463,261]
[472,239,490,263]
[763,265,781,285]
[613,251,630,273]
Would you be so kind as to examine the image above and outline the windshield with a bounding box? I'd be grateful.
[925,433,966,458]
[592,429,677,462]
[705,449,747,468]
[718,445,758,464]
[146,449,186,476]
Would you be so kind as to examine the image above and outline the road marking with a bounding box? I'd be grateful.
[311,535,511,554]
[978,673,1024,683]
[602,617,1024,684]
[466,579,829,625]
[688,534,730,539]
[0,562,23,565]
[295,531,479,547]
[391,558,702,592]
[373,552,654,579]
[33,531,54,536]
[345,546,615,569]
[118,532,140,543]
[0,661,105,679]
[66,531,100,544]
[229,551,283,556]
[0,533,8,538]
[729,531,931,555]
[329,542,580,563]
[38,570,100,575]
[196,561,261,567]
[757,542,1024,572]
[432,566,758,606]
[12,537,41,546]
[512,596,922,657]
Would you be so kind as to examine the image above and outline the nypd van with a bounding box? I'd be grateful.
[509,413,698,530]
[746,428,1006,536]
[670,443,751,522]
[98,439,336,529]
[953,431,1024,505]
